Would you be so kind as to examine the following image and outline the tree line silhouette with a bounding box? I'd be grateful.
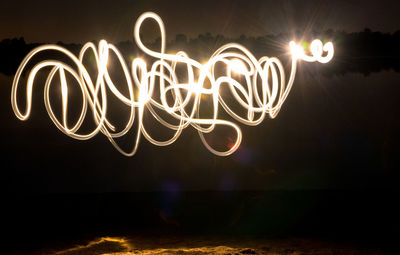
[1,29,400,77]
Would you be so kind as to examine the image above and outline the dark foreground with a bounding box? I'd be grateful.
[3,190,398,254]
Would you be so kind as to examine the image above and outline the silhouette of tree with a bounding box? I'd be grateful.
[1,29,400,76]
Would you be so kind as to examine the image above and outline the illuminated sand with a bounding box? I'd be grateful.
[33,236,384,255]
[12,12,333,156]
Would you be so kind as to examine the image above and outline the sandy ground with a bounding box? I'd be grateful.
[16,236,388,255]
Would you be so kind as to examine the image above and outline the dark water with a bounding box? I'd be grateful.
[1,71,399,192]
[2,190,399,253]
[1,71,399,253]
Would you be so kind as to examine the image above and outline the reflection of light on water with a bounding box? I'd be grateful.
[11,12,333,157]
[233,146,255,165]
[158,180,181,226]
[219,173,235,191]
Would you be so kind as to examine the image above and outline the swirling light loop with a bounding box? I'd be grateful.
[11,12,334,156]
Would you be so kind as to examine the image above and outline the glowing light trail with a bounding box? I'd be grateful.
[11,12,334,156]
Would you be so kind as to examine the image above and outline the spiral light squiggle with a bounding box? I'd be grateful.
[11,12,334,156]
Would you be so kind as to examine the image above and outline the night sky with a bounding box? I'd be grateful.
[1,0,400,43]
[1,0,400,194]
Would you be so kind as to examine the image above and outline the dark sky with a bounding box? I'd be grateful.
[1,0,400,43]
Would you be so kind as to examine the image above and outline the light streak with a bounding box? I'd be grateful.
[54,237,131,254]
[11,12,334,156]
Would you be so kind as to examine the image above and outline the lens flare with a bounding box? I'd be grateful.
[11,12,334,156]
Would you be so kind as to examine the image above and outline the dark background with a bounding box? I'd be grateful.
[1,0,399,253]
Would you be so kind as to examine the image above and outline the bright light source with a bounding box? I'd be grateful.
[230,59,248,74]
[290,40,334,63]
[11,12,334,156]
